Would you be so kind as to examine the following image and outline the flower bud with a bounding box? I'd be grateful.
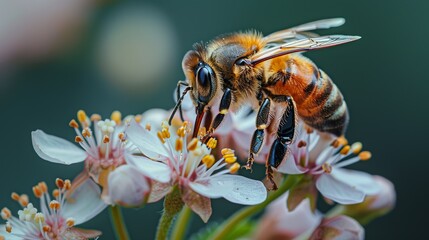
[310,215,364,240]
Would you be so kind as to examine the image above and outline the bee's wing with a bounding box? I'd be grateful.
[251,35,361,65]
[263,18,345,43]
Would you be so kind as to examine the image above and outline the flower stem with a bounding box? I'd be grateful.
[171,206,193,240]
[210,175,302,240]
[156,186,184,240]
[109,205,130,240]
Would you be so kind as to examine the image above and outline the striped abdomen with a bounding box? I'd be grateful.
[263,55,348,136]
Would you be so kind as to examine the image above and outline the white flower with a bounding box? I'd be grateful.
[0,178,106,240]
[125,119,267,222]
[277,123,380,205]
[31,110,169,207]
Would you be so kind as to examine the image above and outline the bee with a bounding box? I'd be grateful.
[169,18,360,189]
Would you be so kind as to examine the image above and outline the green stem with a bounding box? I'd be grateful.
[171,206,193,240]
[156,186,184,240]
[109,205,130,240]
[210,175,302,240]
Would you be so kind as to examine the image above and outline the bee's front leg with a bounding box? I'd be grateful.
[244,98,271,171]
[201,88,232,142]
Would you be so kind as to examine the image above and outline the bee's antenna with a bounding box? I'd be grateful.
[168,83,192,125]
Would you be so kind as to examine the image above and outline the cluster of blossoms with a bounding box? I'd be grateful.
[1,96,395,239]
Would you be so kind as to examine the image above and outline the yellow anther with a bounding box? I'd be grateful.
[198,127,207,137]
[202,155,215,168]
[34,213,45,223]
[75,136,83,143]
[11,192,20,201]
[229,163,240,173]
[359,151,372,161]
[118,132,126,142]
[322,163,332,173]
[69,119,79,128]
[225,156,237,164]
[43,225,51,232]
[257,124,267,130]
[66,218,75,228]
[306,127,314,134]
[110,111,122,125]
[5,222,11,233]
[49,200,60,210]
[134,115,142,123]
[157,131,165,144]
[351,142,363,154]
[340,145,350,155]
[220,109,228,115]
[161,127,170,139]
[297,140,307,148]
[145,123,151,131]
[52,189,60,198]
[177,126,186,138]
[338,136,348,146]
[207,138,217,149]
[175,138,183,152]
[19,195,29,207]
[90,113,101,122]
[0,235,5,240]
[64,180,71,190]
[55,178,64,189]
[77,110,88,124]
[103,135,110,143]
[1,208,11,220]
[187,138,199,151]
[82,128,91,138]
[331,139,340,148]
[221,148,234,156]
[38,182,48,193]
[223,153,235,159]
[32,186,42,198]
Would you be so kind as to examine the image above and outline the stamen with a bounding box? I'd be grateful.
[38,182,48,193]
[49,200,60,210]
[175,138,183,152]
[103,135,110,143]
[111,111,122,125]
[66,218,75,228]
[161,127,170,139]
[322,163,332,173]
[55,178,64,189]
[118,132,126,142]
[297,140,307,148]
[338,136,348,146]
[177,126,186,138]
[134,115,142,123]
[1,208,11,220]
[206,138,217,149]
[43,225,51,232]
[77,110,89,126]
[11,192,19,201]
[157,131,165,144]
[69,119,79,128]
[331,139,340,148]
[5,222,12,233]
[224,152,237,164]
[351,142,363,154]
[90,114,101,122]
[198,127,207,137]
[34,213,45,223]
[202,155,215,168]
[75,136,83,143]
[64,179,71,190]
[32,186,42,198]
[19,195,29,207]
[221,148,234,156]
[306,127,314,134]
[187,138,199,151]
[82,128,91,138]
[359,151,371,161]
[340,145,350,155]
[52,189,60,198]
[229,163,240,173]
[145,123,151,131]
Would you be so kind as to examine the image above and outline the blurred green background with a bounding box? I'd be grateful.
[0,0,427,239]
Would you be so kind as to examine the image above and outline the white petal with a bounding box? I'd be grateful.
[316,174,365,204]
[190,175,267,205]
[140,108,169,129]
[0,225,25,240]
[277,153,306,174]
[330,168,381,195]
[106,165,151,207]
[125,154,171,183]
[125,120,170,160]
[62,179,107,225]
[31,130,87,165]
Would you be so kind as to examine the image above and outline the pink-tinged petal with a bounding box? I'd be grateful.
[316,174,365,204]
[125,120,170,160]
[106,165,151,207]
[181,186,212,223]
[148,181,171,203]
[189,175,267,205]
[31,130,86,165]
[62,179,107,225]
[369,176,395,210]
[66,171,90,199]
[330,168,380,195]
[64,228,102,239]
[125,154,171,183]
[310,215,364,240]
[0,225,25,240]
[277,153,306,174]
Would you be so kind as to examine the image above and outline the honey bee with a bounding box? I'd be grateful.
[169,18,360,189]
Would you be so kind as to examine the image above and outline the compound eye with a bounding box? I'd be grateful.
[196,66,211,89]
[195,63,215,103]
[235,58,250,66]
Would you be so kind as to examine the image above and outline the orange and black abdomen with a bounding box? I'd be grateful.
[263,55,348,136]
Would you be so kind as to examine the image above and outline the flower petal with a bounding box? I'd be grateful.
[277,153,306,174]
[140,108,169,129]
[316,174,365,204]
[0,225,25,240]
[310,215,364,240]
[189,175,267,205]
[64,228,102,239]
[148,181,171,203]
[125,120,170,160]
[125,154,171,183]
[31,130,87,165]
[330,168,380,195]
[106,165,151,207]
[62,179,107,225]
[181,186,212,223]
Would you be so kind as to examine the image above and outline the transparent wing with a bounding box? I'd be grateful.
[251,35,361,65]
[263,18,346,43]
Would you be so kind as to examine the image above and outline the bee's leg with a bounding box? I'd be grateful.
[202,88,232,141]
[168,81,191,125]
[266,96,296,190]
[244,98,271,171]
